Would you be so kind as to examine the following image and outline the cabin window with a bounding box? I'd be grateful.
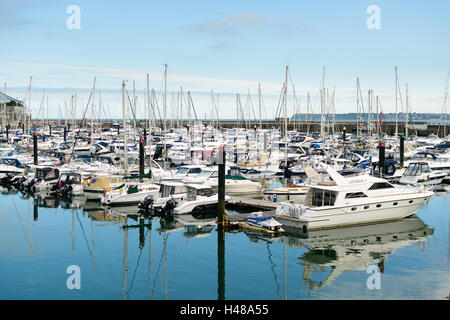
[190,168,202,174]
[345,192,367,199]
[393,202,398,206]
[351,207,357,211]
[199,188,213,197]
[187,188,197,201]
[308,188,337,207]
[364,205,369,210]
[368,182,394,190]
[408,200,413,204]
[376,204,381,208]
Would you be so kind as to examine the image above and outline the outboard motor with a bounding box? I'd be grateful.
[25,178,37,191]
[0,174,13,186]
[160,198,177,216]
[60,184,73,196]
[12,176,26,188]
[50,181,61,192]
[138,195,154,210]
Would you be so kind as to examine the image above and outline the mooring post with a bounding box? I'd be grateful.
[379,140,385,178]
[6,125,8,142]
[63,126,67,142]
[143,127,147,144]
[33,132,38,165]
[49,124,51,137]
[139,138,145,180]
[33,202,38,221]
[218,144,226,229]
[399,134,404,168]
[139,216,145,250]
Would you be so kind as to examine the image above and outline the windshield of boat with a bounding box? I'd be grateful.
[198,170,214,178]
[406,163,432,176]
[177,167,190,174]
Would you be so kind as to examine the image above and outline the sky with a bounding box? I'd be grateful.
[0,0,449,119]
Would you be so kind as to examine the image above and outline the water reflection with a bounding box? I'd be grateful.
[277,216,434,290]
[0,188,446,300]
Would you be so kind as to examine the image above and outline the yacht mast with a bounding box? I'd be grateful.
[405,84,409,138]
[91,76,96,140]
[356,78,360,137]
[258,83,262,129]
[122,80,128,174]
[163,64,168,170]
[284,65,288,172]
[306,92,310,135]
[320,67,326,139]
[395,66,398,138]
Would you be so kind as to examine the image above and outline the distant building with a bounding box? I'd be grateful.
[0,91,30,127]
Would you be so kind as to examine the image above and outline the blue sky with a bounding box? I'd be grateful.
[0,0,449,119]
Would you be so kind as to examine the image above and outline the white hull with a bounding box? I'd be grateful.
[102,189,159,206]
[275,193,432,230]
[174,195,230,214]
[83,189,103,201]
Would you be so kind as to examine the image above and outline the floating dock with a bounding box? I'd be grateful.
[227,196,278,211]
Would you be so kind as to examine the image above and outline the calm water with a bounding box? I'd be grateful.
[0,187,449,300]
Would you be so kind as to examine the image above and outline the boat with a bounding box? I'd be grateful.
[238,212,284,234]
[399,162,447,187]
[83,175,125,200]
[101,182,160,206]
[173,184,230,215]
[138,181,188,210]
[0,158,29,178]
[183,167,262,196]
[274,163,434,231]
[50,171,84,197]
[32,166,60,192]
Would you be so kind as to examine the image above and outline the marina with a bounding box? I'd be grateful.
[1,1,449,302]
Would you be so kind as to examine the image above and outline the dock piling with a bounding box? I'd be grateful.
[218,144,226,229]
[33,132,38,165]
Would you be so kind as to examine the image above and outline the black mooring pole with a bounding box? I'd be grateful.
[34,202,38,221]
[399,134,404,168]
[139,138,145,180]
[379,140,385,178]
[217,144,226,300]
[33,132,38,165]
[218,144,226,229]
[143,127,147,144]
[63,126,67,142]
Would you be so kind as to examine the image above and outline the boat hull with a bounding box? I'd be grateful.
[274,193,432,231]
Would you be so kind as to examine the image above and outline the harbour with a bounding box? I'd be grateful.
[1,1,450,302]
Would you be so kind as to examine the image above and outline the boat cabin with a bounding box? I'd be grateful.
[403,162,432,177]
[160,181,187,198]
[186,184,214,201]
[35,167,59,181]
[59,172,82,185]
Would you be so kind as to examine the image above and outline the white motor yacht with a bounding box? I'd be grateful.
[274,163,433,231]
